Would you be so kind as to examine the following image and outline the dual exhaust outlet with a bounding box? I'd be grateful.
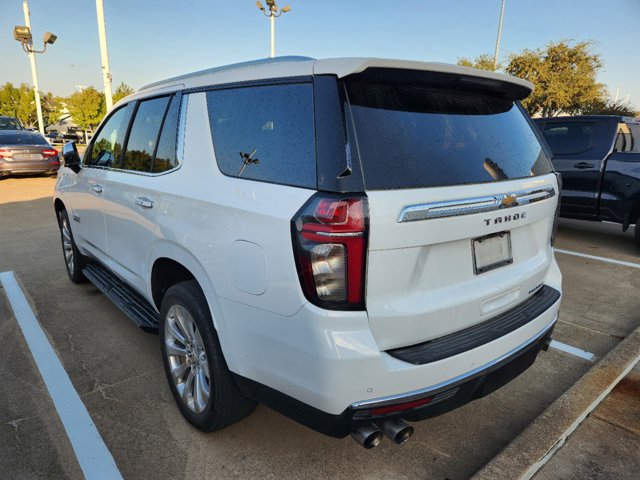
[351,418,414,449]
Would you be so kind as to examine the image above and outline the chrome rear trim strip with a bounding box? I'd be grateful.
[350,316,557,410]
[398,186,555,223]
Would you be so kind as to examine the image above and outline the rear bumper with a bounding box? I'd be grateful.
[233,320,555,438]
[0,160,59,175]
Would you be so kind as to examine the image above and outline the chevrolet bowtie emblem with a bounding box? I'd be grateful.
[500,194,518,208]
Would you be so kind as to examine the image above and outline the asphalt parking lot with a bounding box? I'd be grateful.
[1,176,639,480]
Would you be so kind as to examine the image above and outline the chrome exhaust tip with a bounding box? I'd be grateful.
[378,418,414,445]
[351,424,384,449]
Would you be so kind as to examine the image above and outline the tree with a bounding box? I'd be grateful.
[580,99,637,117]
[0,82,61,127]
[65,87,106,131]
[505,40,606,117]
[112,82,134,104]
[457,54,499,72]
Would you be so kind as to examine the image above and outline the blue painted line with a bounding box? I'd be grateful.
[0,271,123,480]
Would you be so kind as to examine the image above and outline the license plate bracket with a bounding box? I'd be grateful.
[472,231,513,275]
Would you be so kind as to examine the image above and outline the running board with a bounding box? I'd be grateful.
[83,264,159,333]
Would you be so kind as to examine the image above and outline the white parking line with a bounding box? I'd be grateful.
[555,248,640,269]
[549,340,596,362]
[0,271,123,480]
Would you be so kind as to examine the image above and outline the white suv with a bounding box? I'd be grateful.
[54,57,562,448]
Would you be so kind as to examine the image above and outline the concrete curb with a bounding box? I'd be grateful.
[472,325,640,480]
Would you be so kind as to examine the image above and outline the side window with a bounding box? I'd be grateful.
[153,95,180,173]
[627,124,640,153]
[86,103,134,167]
[615,123,637,153]
[206,83,316,189]
[123,96,170,172]
[542,122,596,155]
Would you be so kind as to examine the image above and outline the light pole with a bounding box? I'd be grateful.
[256,1,291,58]
[13,0,57,134]
[96,0,113,111]
[493,0,506,70]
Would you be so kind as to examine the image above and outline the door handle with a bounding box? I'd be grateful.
[90,184,103,194]
[573,162,594,169]
[135,196,154,209]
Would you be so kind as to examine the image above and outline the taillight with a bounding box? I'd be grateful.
[41,148,58,158]
[0,149,12,158]
[550,172,562,246]
[292,193,368,310]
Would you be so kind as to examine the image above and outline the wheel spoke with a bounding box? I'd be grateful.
[194,368,209,413]
[181,367,195,404]
[166,317,187,344]
[165,339,187,357]
[171,361,189,382]
[175,309,193,341]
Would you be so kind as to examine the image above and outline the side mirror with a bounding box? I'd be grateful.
[62,141,81,173]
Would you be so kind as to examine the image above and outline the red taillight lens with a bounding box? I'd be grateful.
[292,194,368,310]
[41,148,58,158]
[0,149,12,158]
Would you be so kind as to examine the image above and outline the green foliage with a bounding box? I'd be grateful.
[65,87,106,131]
[580,99,637,117]
[505,40,606,117]
[458,41,615,117]
[0,82,62,127]
[457,54,499,72]
[113,82,134,104]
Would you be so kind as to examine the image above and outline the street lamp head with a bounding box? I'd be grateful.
[266,0,276,10]
[256,1,265,11]
[281,5,291,13]
[43,32,57,45]
[13,26,32,43]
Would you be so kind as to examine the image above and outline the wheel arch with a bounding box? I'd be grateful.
[53,197,65,216]
[148,242,218,314]
[149,242,236,368]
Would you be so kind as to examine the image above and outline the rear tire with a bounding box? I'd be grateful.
[635,219,640,248]
[57,209,87,283]
[160,280,256,432]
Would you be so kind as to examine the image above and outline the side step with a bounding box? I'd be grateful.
[83,264,159,333]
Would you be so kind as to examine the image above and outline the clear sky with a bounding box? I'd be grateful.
[1,0,638,109]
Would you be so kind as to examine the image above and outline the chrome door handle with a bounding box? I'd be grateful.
[90,184,103,194]
[135,197,154,209]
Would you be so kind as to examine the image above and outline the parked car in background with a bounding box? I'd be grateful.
[0,116,25,130]
[534,115,640,247]
[54,57,562,448]
[0,130,60,177]
[63,127,85,143]
[46,131,64,143]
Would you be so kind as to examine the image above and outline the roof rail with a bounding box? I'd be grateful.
[140,56,315,91]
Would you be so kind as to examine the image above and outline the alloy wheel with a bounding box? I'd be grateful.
[164,305,211,414]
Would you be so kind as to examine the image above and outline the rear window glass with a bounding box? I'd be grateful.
[0,131,48,146]
[345,81,552,190]
[0,118,23,130]
[542,122,596,155]
[206,83,316,189]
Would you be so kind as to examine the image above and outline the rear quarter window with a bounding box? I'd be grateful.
[205,82,316,189]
